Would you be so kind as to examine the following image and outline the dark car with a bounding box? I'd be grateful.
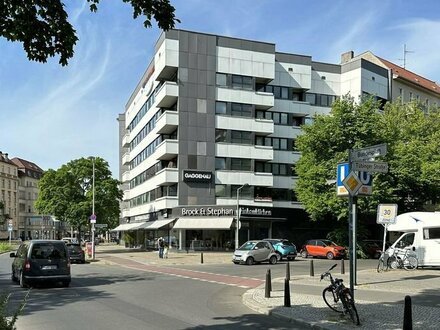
[263,239,297,261]
[363,240,391,259]
[66,243,86,264]
[10,240,71,288]
[300,239,346,260]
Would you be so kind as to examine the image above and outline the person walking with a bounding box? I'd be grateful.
[158,237,165,258]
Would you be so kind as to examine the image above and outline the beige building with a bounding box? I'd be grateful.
[0,151,19,239]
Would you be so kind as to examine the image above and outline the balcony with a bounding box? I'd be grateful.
[216,143,273,161]
[216,116,273,136]
[274,99,311,115]
[217,87,274,110]
[216,171,273,187]
[122,170,130,183]
[155,168,179,185]
[156,110,178,134]
[155,39,179,81]
[122,152,130,165]
[121,132,130,147]
[155,81,178,108]
[155,139,178,160]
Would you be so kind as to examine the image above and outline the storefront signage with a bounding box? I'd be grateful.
[240,207,272,217]
[180,207,234,217]
[183,170,213,182]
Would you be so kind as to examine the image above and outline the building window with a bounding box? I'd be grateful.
[232,75,253,90]
[215,101,227,114]
[215,157,226,170]
[231,103,252,117]
[231,130,252,144]
[215,184,226,197]
[215,129,227,142]
[231,158,251,171]
[216,73,227,87]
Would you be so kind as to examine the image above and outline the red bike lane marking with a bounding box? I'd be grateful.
[102,255,264,288]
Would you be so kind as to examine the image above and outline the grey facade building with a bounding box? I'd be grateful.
[117,30,440,250]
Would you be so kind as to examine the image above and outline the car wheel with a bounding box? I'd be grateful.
[246,257,254,265]
[275,251,282,261]
[19,272,28,288]
[269,255,278,265]
[301,250,308,258]
[11,269,18,282]
[326,252,335,260]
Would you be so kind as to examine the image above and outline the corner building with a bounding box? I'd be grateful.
[118,30,440,250]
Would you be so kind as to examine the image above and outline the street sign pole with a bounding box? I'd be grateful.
[347,150,355,298]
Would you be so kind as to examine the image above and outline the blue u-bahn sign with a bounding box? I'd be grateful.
[337,163,372,196]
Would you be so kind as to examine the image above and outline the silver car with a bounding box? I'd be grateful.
[232,240,278,265]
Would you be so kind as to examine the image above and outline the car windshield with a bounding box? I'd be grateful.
[238,241,257,250]
[68,245,82,253]
[31,243,67,259]
[322,240,337,247]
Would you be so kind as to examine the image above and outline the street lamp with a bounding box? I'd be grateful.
[236,183,249,250]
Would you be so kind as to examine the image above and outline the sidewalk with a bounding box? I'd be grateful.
[95,244,440,329]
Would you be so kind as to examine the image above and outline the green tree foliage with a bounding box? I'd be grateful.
[295,96,440,223]
[0,291,29,330]
[35,157,122,234]
[0,0,179,66]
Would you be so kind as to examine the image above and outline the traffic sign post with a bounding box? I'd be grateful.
[350,143,388,161]
[352,161,389,173]
[377,204,398,255]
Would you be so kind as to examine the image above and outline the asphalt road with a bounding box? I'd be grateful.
[0,253,302,330]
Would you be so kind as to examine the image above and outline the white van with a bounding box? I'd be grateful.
[387,212,440,267]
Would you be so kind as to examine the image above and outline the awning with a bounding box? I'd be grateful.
[173,217,234,230]
[110,222,143,231]
[137,218,176,230]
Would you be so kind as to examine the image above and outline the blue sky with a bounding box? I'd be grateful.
[1,0,440,178]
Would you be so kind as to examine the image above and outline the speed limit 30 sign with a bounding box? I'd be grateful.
[377,204,398,224]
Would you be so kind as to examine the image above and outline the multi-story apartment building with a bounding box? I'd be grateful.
[117,30,440,250]
[0,151,19,240]
[11,158,61,240]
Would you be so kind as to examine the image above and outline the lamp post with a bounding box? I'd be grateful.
[236,183,249,250]
[91,157,96,260]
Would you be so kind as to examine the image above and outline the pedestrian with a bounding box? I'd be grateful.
[158,237,164,258]
[163,242,169,259]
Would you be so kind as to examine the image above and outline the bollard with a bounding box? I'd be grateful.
[284,278,291,307]
[286,261,290,281]
[265,269,271,298]
[309,260,314,277]
[403,295,413,330]
[341,258,345,274]
[201,252,204,264]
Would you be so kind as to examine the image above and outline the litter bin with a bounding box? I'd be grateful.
[86,242,93,258]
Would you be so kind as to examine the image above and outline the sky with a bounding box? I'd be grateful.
[1,0,440,178]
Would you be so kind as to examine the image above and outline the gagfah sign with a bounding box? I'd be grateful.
[183,170,213,182]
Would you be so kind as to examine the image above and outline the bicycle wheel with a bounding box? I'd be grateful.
[377,256,385,273]
[388,255,399,269]
[403,256,418,270]
[322,287,343,313]
[341,288,360,325]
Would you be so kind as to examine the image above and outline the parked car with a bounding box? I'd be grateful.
[263,239,297,261]
[66,243,86,264]
[362,240,390,259]
[10,240,71,288]
[300,239,346,260]
[232,240,278,265]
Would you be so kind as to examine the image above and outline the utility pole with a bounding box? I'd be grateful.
[399,44,414,69]
[91,157,96,260]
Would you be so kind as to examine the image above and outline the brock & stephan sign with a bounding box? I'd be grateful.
[183,170,213,182]
[181,207,234,217]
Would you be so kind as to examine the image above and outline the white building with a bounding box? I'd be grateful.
[117,30,440,250]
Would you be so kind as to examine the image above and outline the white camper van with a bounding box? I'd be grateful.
[387,212,440,267]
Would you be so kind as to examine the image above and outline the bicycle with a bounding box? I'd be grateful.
[387,247,418,270]
[377,250,392,273]
[321,264,360,325]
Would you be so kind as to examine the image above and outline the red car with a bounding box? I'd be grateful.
[300,239,346,259]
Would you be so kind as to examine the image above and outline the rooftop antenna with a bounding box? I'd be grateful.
[398,44,414,69]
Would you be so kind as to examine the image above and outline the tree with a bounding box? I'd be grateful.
[35,157,123,237]
[295,96,440,224]
[0,0,179,66]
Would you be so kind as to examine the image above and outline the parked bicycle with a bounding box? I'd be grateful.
[377,247,417,272]
[388,247,418,270]
[321,264,360,325]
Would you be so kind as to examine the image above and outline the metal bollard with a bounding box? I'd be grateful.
[286,261,290,281]
[309,260,314,277]
[284,278,291,307]
[265,269,271,298]
[201,252,204,264]
[341,258,345,274]
[403,295,413,330]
